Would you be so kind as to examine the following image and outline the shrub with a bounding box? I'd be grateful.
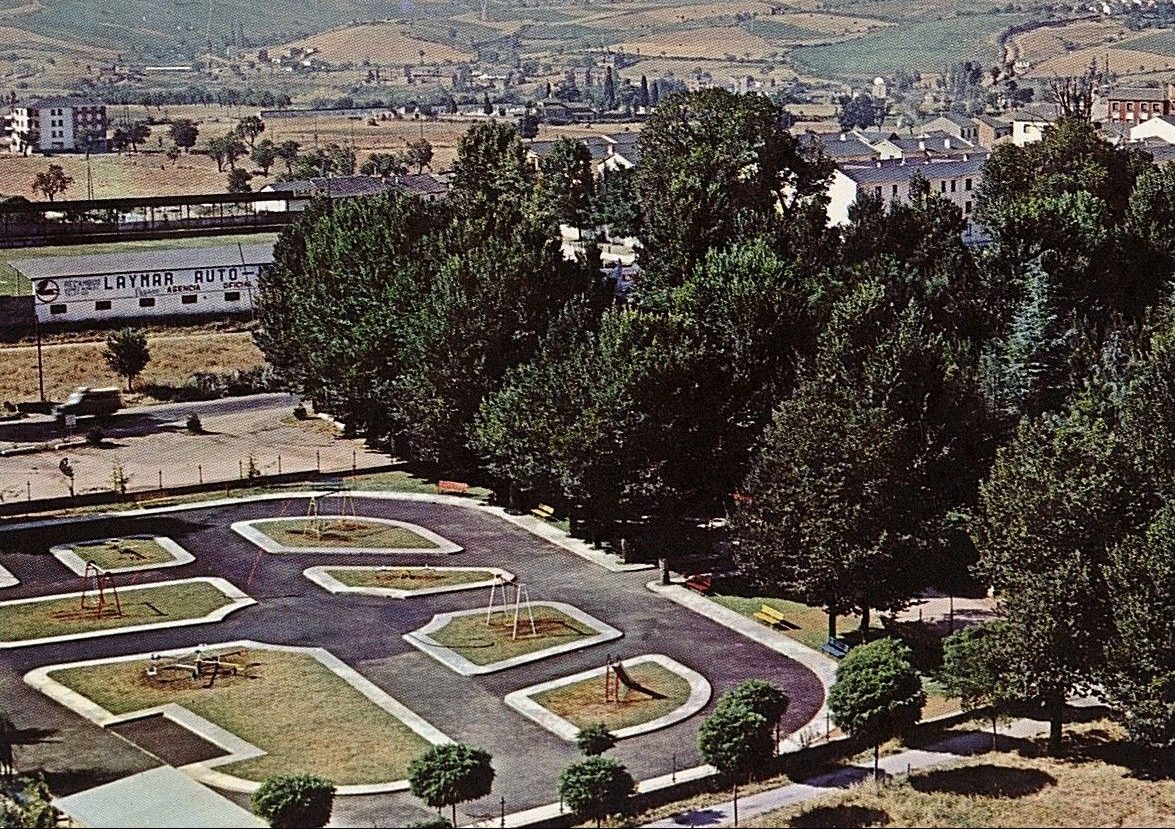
[85,427,105,446]
[576,722,617,756]
[186,412,203,433]
[558,756,634,827]
[250,774,335,828]
[293,402,309,420]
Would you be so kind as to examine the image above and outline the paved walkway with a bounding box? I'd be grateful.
[643,717,1049,827]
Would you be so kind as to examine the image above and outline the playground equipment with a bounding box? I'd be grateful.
[485,573,537,641]
[79,561,121,616]
[604,655,667,703]
[305,479,358,539]
[145,645,249,684]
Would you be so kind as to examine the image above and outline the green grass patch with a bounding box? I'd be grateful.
[532,662,692,732]
[253,518,438,549]
[343,469,493,500]
[48,648,433,784]
[0,233,278,297]
[327,567,493,591]
[791,12,1030,79]
[1123,29,1175,57]
[708,593,883,653]
[430,606,600,666]
[0,581,232,642]
[66,537,177,571]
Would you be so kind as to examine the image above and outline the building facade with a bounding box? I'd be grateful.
[8,98,107,154]
[1106,86,1173,123]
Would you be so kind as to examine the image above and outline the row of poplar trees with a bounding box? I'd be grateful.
[255,90,1175,754]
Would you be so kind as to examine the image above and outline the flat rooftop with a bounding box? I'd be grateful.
[10,242,275,279]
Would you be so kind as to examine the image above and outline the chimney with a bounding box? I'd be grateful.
[876,160,882,168]
[839,132,847,142]
[918,139,926,151]
[944,137,951,149]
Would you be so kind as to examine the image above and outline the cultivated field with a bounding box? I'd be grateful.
[276,22,473,65]
[613,26,781,60]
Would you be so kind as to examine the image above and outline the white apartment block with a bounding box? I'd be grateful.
[9,98,108,154]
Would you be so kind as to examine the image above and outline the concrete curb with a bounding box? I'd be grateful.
[50,535,195,577]
[231,515,463,555]
[645,581,836,752]
[0,576,255,649]
[503,654,712,741]
[0,564,17,588]
[303,565,515,599]
[404,601,623,676]
[24,639,452,796]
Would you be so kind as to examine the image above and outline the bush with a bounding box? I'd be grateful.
[186,412,203,433]
[85,427,105,446]
[250,774,335,828]
[576,722,617,756]
[558,756,634,826]
[406,817,452,828]
[293,403,309,420]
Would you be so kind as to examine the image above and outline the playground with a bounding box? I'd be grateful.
[50,535,194,576]
[37,642,445,789]
[0,578,252,646]
[0,493,826,826]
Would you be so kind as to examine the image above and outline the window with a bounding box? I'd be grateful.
[965,200,973,214]
[139,297,155,308]
[94,300,111,311]
[1113,102,1120,111]
[224,291,241,302]
[940,181,947,193]
[1128,102,1135,111]
[1142,103,1150,113]
[950,179,957,193]
[873,186,882,198]
[891,184,898,197]
[181,294,198,305]
[965,178,973,191]
[49,304,67,315]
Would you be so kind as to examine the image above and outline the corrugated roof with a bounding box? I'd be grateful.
[1110,86,1168,102]
[53,766,263,828]
[841,154,988,185]
[10,242,275,279]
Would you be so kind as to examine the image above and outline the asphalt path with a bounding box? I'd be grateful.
[0,496,825,826]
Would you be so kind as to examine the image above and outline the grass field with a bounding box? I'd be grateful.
[792,12,1030,79]
[745,721,1175,828]
[326,567,493,591]
[64,536,177,571]
[277,21,473,64]
[430,605,600,666]
[0,330,266,405]
[709,593,883,653]
[342,469,494,500]
[252,518,439,549]
[0,581,233,642]
[49,647,434,784]
[532,661,692,732]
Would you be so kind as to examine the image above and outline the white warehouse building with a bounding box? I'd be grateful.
[12,242,274,324]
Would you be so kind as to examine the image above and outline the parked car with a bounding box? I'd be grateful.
[52,387,122,421]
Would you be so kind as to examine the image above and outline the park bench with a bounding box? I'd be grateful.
[684,574,712,594]
[531,503,556,521]
[753,604,788,628]
[435,480,469,496]
[822,638,851,659]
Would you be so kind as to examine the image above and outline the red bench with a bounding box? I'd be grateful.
[684,574,712,594]
[436,480,470,495]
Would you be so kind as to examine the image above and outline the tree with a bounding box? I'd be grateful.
[31,165,73,201]
[169,118,199,151]
[165,145,181,166]
[0,709,13,776]
[837,93,886,130]
[698,702,773,824]
[941,621,1019,747]
[276,139,301,174]
[718,680,789,743]
[539,137,595,231]
[828,638,925,777]
[635,88,829,283]
[251,139,278,175]
[594,167,641,238]
[102,327,151,392]
[638,74,650,109]
[250,774,335,828]
[603,66,616,110]
[126,121,151,152]
[208,134,246,172]
[361,152,406,177]
[483,92,492,115]
[575,722,617,756]
[405,137,434,174]
[518,113,539,139]
[407,743,495,828]
[557,756,634,828]
[235,114,266,147]
[228,167,253,193]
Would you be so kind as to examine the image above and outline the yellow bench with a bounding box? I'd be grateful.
[753,604,788,628]
[531,503,556,521]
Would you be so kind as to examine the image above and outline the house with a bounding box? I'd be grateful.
[387,173,450,201]
[540,100,598,125]
[872,130,975,160]
[1106,85,1172,123]
[1130,114,1175,145]
[974,114,1012,147]
[255,175,393,212]
[920,113,979,144]
[8,97,107,154]
[600,132,642,172]
[804,131,881,164]
[826,154,987,236]
[1010,103,1060,146]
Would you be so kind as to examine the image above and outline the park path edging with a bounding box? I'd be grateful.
[231,516,463,555]
[50,535,195,576]
[0,576,255,649]
[24,639,452,796]
[0,563,17,588]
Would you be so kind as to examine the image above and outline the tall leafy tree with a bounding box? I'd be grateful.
[697,702,773,824]
[941,621,1020,747]
[235,114,266,148]
[103,328,150,392]
[407,743,495,828]
[539,137,596,232]
[557,756,634,828]
[169,118,199,151]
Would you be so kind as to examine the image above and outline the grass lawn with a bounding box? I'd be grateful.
[744,720,1175,827]
[532,662,692,732]
[708,593,883,653]
[253,518,438,549]
[430,606,600,666]
[64,537,177,571]
[343,469,493,501]
[327,567,493,591]
[48,648,433,784]
[0,581,233,642]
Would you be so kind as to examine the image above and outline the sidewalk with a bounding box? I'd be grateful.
[642,717,1048,827]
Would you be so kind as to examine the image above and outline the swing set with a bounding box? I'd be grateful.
[485,573,537,641]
